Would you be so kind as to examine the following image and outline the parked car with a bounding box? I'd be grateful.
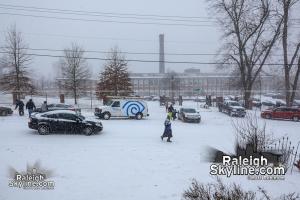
[238,98,262,108]
[218,100,246,117]
[28,110,103,135]
[261,107,300,122]
[95,99,149,120]
[34,103,81,113]
[178,108,201,123]
[0,106,13,116]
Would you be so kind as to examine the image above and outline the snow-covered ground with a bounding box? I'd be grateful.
[0,96,300,200]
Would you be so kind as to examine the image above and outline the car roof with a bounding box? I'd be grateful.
[39,110,77,115]
[225,100,238,103]
[181,107,196,110]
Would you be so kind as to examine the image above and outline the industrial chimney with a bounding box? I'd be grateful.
[159,34,165,74]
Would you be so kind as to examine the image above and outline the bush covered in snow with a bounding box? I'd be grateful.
[183,178,299,200]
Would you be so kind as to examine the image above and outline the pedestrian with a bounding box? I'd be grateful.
[161,115,173,142]
[165,102,169,112]
[26,99,36,117]
[168,104,174,120]
[15,99,25,116]
[41,101,48,112]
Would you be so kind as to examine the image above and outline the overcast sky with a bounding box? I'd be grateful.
[1,0,299,79]
[0,0,222,79]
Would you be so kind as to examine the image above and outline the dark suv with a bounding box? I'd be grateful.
[28,110,103,135]
[261,107,300,122]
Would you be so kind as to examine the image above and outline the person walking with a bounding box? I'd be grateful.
[41,101,48,112]
[161,115,173,142]
[26,99,36,117]
[168,104,175,120]
[15,99,25,116]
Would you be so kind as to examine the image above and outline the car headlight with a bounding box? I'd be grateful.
[232,109,237,112]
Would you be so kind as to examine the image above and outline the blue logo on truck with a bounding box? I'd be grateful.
[122,101,145,116]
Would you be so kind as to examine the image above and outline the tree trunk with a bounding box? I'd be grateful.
[244,85,252,109]
[282,2,292,106]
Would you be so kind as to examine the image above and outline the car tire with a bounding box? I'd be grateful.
[136,112,143,120]
[197,119,201,123]
[265,114,272,119]
[103,112,111,120]
[83,127,93,136]
[292,116,299,122]
[38,125,50,135]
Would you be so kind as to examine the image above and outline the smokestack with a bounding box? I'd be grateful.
[159,34,165,74]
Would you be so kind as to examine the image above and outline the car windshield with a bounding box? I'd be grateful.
[104,100,113,106]
[229,102,240,106]
[182,108,196,113]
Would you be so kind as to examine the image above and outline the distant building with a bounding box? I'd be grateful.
[184,68,201,74]
[129,72,275,97]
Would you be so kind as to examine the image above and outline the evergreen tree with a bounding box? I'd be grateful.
[96,47,132,97]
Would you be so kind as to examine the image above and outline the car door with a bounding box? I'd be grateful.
[273,108,284,119]
[57,113,77,133]
[45,113,62,132]
[111,101,122,117]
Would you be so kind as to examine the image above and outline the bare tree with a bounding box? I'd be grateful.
[279,0,300,106]
[96,47,132,97]
[59,43,91,104]
[0,25,34,99]
[209,0,282,108]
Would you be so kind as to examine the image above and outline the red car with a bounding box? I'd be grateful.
[261,107,300,121]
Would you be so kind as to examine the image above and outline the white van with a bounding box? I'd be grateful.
[94,99,149,120]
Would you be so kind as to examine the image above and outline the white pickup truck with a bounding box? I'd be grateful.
[95,99,149,120]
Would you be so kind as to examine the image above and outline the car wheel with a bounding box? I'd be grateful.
[197,119,201,123]
[265,114,271,119]
[38,125,50,135]
[103,112,111,120]
[135,112,143,120]
[292,116,299,122]
[83,127,93,136]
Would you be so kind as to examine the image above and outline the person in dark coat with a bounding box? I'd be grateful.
[161,115,173,142]
[15,99,25,116]
[26,99,36,117]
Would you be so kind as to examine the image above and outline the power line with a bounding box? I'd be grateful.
[1,3,299,22]
[0,46,293,57]
[1,11,299,29]
[0,30,211,45]
[0,47,223,56]
[0,12,216,27]
[0,5,217,24]
[0,3,213,20]
[0,51,294,66]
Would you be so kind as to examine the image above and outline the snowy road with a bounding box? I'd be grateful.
[0,101,300,200]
